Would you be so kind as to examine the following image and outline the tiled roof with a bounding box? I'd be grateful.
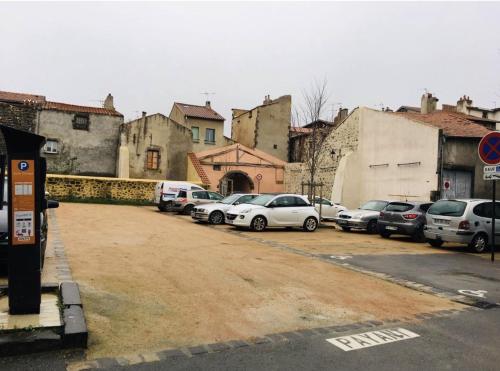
[188,152,210,185]
[175,102,224,121]
[290,127,312,134]
[396,105,420,113]
[43,101,123,117]
[0,90,46,104]
[195,143,286,166]
[395,110,492,138]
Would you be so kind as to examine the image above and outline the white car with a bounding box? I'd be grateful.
[225,194,320,232]
[313,197,347,221]
[191,193,259,224]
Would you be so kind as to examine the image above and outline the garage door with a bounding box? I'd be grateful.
[442,170,472,199]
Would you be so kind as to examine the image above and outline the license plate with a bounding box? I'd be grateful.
[386,226,398,231]
[337,219,347,225]
[226,219,233,224]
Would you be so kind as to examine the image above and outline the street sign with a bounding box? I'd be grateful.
[443,179,451,190]
[256,173,263,181]
[478,132,500,165]
[478,132,500,262]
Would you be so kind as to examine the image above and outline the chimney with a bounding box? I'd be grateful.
[456,95,472,114]
[103,93,115,110]
[421,93,439,114]
[205,101,211,108]
[263,95,272,105]
[142,111,147,118]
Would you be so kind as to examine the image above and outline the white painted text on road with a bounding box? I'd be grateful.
[326,328,419,351]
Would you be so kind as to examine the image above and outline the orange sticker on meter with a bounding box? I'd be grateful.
[11,159,36,245]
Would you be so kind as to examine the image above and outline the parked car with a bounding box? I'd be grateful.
[424,199,500,253]
[191,193,259,224]
[0,179,59,274]
[154,181,204,211]
[225,194,320,232]
[334,200,390,233]
[377,201,433,241]
[172,189,224,215]
[312,197,347,221]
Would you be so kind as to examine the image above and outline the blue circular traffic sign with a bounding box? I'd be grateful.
[478,132,500,165]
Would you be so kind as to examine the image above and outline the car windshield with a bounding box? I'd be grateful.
[249,194,276,206]
[220,194,240,204]
[360,200,388,211]
[427,200,467,217]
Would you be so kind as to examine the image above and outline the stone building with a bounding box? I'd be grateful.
[169,101,226,152]
[119,113,192,180]
[186,143,285,195]
[0,90,123,176]
[285,93,495,208]
[231,95,291,162]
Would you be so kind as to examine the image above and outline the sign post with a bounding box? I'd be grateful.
[478,132,500,263]
[0,125,45,314]
[255,173,262,194]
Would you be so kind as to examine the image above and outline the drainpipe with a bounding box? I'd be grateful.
[436,129,445,200]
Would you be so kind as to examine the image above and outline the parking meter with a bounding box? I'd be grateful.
[0,124,45,314]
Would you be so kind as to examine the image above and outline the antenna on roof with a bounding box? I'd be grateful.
[201,92,216,99]
[90,99,105,106]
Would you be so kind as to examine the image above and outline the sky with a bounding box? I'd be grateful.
[1,1,500,136]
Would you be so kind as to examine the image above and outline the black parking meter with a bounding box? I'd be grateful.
[0,125,45,314]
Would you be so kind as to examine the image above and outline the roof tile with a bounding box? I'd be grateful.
[188,152,210,185]
[175,102,224,121]
[0,90,46,104]
[43,101,123,117]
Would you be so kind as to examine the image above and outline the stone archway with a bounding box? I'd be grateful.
[219,170,255,195]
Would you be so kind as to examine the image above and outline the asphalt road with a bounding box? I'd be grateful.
[328,252,500,305]
[100,306,500,371]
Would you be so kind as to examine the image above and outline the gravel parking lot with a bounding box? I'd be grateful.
[55,203,463,359]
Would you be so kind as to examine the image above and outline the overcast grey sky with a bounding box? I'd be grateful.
[1,1,500,135]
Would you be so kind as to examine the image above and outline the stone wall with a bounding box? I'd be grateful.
[284,109,360,198]
[0,102,38,132]
[46,174,158,203]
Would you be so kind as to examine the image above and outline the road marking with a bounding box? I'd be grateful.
[330,255,353,260]
[326,328,419,351]
[458,289,487,298]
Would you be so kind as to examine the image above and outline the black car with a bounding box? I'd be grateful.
[377,201,433,241]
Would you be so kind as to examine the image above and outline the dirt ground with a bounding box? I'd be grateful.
[55,203,463,359]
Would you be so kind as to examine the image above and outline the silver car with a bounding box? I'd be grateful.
[334,200,390,233]
[424,199,499,253]
[191,193,258,224]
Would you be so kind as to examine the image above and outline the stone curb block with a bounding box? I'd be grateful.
[61,282,82,307]
[63,305,88,349]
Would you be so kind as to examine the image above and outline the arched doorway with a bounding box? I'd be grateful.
[219,170,254,195]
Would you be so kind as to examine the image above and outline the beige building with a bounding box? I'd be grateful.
[231,95,291,162]
[169,101,226,152]
[119,113,192,180]
[286,93,493,209]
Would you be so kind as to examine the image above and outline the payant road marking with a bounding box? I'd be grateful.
[330,255,353,260]
[458,289,488,298]
[326,328,419,351]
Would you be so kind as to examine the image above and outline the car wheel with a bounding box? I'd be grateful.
[428,239,443,248]
[158,205,167,212]
[367,220,378,234]
[380,231,391,238]
[341,227,351,232]
[469,233,488,253]
[182,204,194,215]
[303,217,318,232]
[209,211,224,225]
[251,216,267,232]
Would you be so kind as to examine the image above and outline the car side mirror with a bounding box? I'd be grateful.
[234,201,240,205]
[47,200,59,209]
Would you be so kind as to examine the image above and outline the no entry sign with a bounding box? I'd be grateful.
[478,132,500,165]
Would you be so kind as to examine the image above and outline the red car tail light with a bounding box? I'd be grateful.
[458,220,470,230]
[177,198,187,203]
[402,213,418,220]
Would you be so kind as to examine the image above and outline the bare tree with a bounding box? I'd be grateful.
[295,78,333,199]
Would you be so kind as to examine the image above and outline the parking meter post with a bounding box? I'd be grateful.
[0,125,45,314]
[492,180,496,263]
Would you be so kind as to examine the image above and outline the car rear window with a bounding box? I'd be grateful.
[427,200,467,217]
[419,203,433,212]
[385,202,414,212]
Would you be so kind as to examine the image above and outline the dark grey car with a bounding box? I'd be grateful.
[377,201,433,241]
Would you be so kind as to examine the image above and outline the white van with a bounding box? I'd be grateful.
[154,181,204,211]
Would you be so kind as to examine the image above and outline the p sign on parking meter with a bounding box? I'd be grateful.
[11,160,36,246]
[478,131,500,263]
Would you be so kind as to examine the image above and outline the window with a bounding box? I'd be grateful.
[360,200,389,211]
[385,203,414,212]
[146,149,159,170]
[192,191,209,199]
[314,198,332,206]
[273,144,278,149]
[205,128,215,144]
[237,195,257,204]
[192,127,200,142]
[272,196,295,207]
[294,197,310,206]
[419,203,433,212]
[213,164,221,171]
[44,139,59,154]
[473,202,500,218]
[73,114,90,130]
[208,192,224,200]
[428,200,467,217]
